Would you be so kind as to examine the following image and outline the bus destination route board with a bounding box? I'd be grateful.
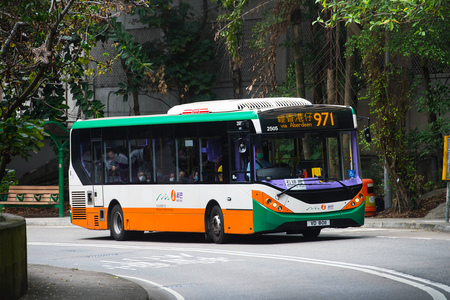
[259,106,355,133]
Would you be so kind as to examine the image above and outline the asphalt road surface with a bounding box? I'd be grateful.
[26,225,450,300]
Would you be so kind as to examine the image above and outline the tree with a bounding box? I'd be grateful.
[215,0,248,99]
[0,0,144,185]
[133,0,217,105]
[107,18,154,115]
[318,0,450,212]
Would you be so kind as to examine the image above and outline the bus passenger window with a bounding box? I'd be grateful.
[105,146,129,183]
[131,146,152,183]
[80,142,92,178]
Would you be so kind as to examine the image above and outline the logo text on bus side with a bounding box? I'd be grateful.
[156,190,183,203]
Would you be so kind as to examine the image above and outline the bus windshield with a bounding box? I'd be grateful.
[252,131,357,182]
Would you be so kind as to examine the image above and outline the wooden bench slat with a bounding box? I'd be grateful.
[0,186,60,207]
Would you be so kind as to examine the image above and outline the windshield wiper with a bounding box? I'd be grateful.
[276,177,353,198]
[276,183,303,198]
[318,177,353,193]
[276,179,327,198]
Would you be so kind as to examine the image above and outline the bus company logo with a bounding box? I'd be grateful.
[306,206,321,211]
[156,190,183,203]
[171,190,183,202]
[307,204,333,211]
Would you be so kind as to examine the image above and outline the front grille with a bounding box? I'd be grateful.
[94,215,99,227]
[71,191,86,220]
[286,184,362,204]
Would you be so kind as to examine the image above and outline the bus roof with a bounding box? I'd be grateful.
[70,110,259,130]
[167,97,312,115]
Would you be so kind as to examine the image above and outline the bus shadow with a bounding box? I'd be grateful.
[83,231,367,245]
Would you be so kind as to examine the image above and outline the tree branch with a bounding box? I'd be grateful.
[0,21,27,57]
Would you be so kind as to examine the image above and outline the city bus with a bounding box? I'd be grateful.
[69,98,365,243]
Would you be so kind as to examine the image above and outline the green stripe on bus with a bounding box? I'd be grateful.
[71,111,259,129]
[252,199,365,233]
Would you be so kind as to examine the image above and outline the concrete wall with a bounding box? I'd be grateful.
[0,214,27,300]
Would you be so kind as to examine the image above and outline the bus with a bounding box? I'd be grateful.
[69,98,365,243]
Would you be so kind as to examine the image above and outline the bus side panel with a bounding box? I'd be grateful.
[153,208,204,232]
[70,207,108,230]
[223,209,254,234]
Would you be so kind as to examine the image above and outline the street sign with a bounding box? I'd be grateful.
[443,136,450,181]
[442,136,450,223]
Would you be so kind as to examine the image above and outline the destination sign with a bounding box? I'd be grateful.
[276,112,335,129]
[259,105,355,133]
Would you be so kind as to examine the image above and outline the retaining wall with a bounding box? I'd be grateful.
[0,213,27,300]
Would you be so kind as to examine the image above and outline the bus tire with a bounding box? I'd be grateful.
[110,204,133,241]
[302,228,321,239]
[209,205,227,244]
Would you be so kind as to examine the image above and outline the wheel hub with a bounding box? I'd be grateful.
[211,215,221,235]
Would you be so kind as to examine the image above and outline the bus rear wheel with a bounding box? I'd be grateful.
[209,205,227,244]
[110,205,142,241]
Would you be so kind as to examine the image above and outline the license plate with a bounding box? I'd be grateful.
[307,220,330,227]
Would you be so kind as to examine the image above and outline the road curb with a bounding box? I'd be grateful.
[364,218,450,233]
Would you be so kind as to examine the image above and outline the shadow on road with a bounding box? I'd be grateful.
[81,231,366,245]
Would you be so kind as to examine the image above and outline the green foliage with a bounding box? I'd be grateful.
[316,0,450,35]
[317,0,450,213]
[0,0,127,184]
[107,18,154,105]
[408,81,450,158]
[270,63,297,97]
[136,0,217,102]
[0,116,46,159]
[0,169,17,194]
[215,0,248,63]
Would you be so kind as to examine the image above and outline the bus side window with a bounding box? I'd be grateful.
[80,142,92,179]
[103,128,129,183]
[202,137,222,182]
[131,145,152,183]
[153,124,176,183]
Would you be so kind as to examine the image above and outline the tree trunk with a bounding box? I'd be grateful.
[291,9,305,98]
[132,90,140,115]
[420,58,442,173]
[344,27,356,108]
[326,25,335,104]
[232,58,242,99]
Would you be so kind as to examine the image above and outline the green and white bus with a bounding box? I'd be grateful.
[69,98,365,243]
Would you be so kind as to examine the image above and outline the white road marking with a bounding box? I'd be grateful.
[117,275,185,300]
[29,242,450,300]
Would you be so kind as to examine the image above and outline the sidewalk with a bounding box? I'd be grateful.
[25,216,450,233]
[21,264,149,300]
[364,217,450,233]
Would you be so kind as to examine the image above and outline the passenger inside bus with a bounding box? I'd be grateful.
[178,170,189,183]
[217,165,223,182]
[247,147,270,179]
[105,149,128,183]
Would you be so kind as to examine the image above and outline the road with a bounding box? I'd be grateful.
[26,225,450,300]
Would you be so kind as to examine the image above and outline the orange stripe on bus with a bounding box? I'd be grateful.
[223,209,254,234]
[72,206,255,234]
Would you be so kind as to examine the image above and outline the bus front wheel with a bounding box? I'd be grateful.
[209,205,227,244]
[110,205,140,241]
[302,228,321,239]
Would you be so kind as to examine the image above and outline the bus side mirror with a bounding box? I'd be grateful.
[238,138,247,154]
[364,128,372,143]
